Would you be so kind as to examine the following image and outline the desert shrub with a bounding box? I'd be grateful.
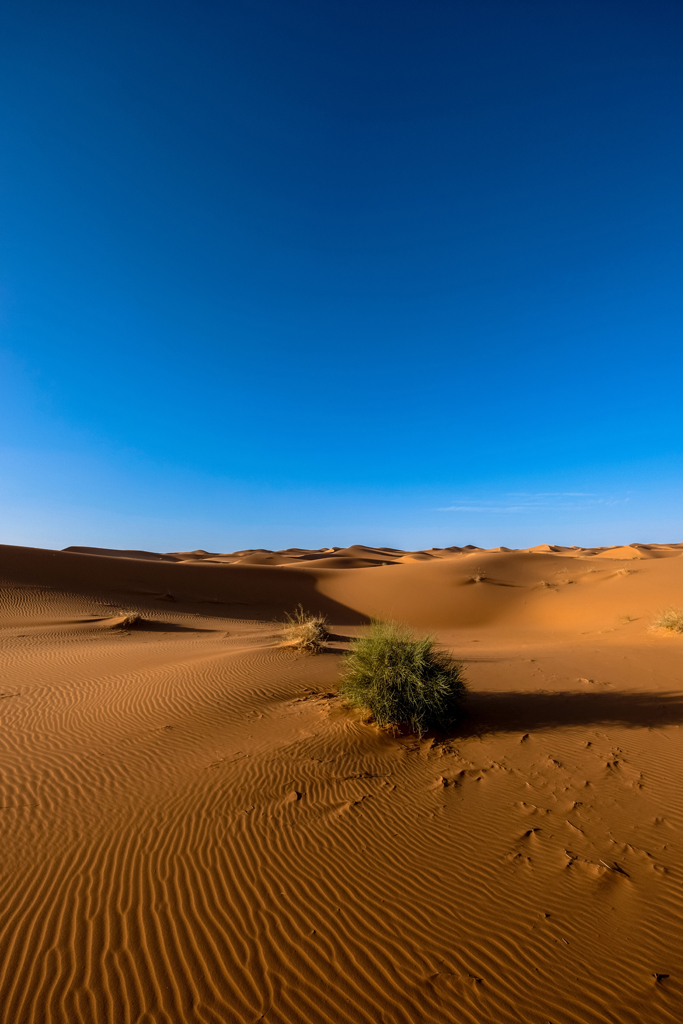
[339,620,466,737]
[280,606,329,651]
[113,612,142,629]
[652,608,683,633]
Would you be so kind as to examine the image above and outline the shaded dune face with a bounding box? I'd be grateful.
[1,543,683,1023]
[49,540,683,631]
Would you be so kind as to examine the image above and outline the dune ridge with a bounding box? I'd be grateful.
[1,541,682,1023]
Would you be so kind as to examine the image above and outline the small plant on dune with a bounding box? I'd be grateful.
[113,612,142,629]
[651,608,683,634]
[466,569,486,583]
[339,620,466,737]
[280,605,329,652]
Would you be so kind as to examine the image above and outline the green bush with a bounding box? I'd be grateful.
[339,620,466,737]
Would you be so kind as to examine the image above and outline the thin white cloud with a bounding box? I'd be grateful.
[504,492,597,499]
[437,505,530,513]
[437,493,625,513]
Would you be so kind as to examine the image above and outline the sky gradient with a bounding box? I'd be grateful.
[2,0,682,551]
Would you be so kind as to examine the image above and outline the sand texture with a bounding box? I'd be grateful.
[1,541,682,1023]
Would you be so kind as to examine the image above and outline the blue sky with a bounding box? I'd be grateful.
[1,0,682,551]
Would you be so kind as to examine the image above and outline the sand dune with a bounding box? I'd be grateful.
[1,541,682,1023]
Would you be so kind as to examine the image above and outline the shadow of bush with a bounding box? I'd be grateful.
[458,689,683,736]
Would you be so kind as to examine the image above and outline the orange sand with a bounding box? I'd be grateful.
[1,541,682,1023]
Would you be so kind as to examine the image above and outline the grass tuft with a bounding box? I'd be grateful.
[339,620,466,737]
[113,612,142,629]
[651,608,683,633]
[280,606,329,652]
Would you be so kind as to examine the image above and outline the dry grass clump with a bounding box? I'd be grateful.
[113,612,142,629]
[466,569,486,583]
[339,620,466,738]
[280,606,329,651]
[651,608,683,633]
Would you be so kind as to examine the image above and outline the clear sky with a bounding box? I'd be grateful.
[1,0,682,551]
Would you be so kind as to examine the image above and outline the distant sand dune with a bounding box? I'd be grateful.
[1,541,682,1022]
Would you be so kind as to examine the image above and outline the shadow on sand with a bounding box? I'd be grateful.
[123,618,217,633]
[459,689,683,736]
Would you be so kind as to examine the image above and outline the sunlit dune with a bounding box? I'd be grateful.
[1,541,682,1022]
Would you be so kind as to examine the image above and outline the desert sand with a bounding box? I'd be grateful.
[1,540,682,1023]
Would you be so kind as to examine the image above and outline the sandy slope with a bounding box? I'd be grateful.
[1,541,682,1024]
